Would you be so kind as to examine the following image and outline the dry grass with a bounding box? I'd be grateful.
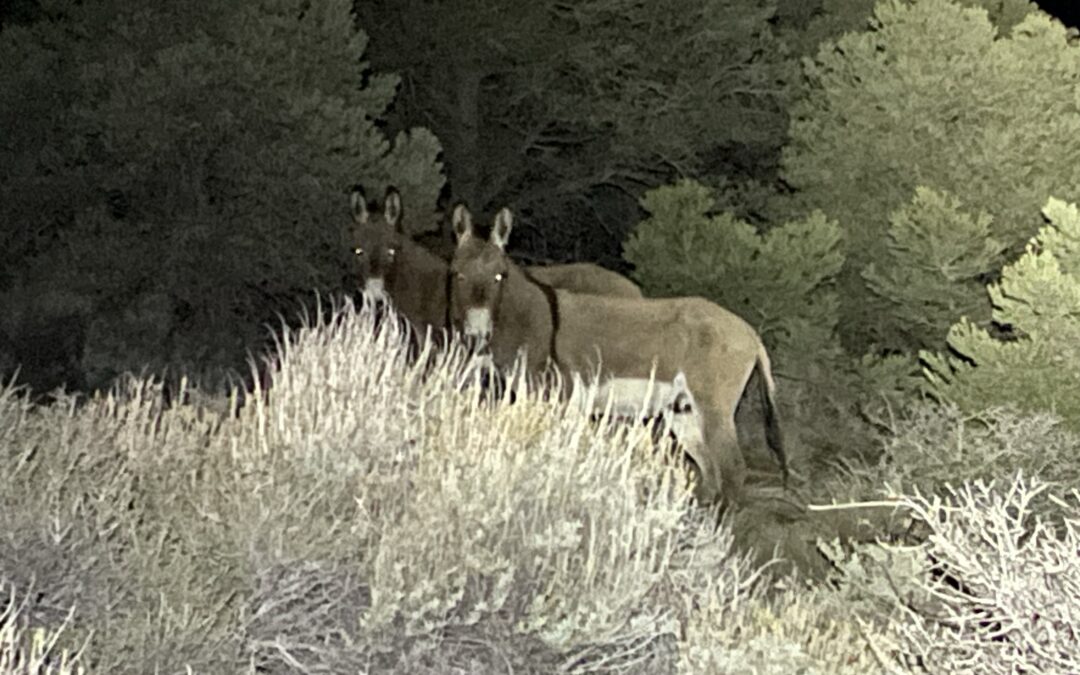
[0,583,85,675]
[2,297,1076,674]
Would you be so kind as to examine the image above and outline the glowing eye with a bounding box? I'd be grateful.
[494,273,504,283]
[457,273,466,281]
[387,248,397,258]
[353,247,364,256]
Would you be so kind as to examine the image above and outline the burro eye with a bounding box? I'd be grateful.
[353,246,364,256]
[387,247,397,258]
[494,272,504,283]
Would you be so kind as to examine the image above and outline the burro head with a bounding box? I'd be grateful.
[348,184,404,304]
[448,203,513,351]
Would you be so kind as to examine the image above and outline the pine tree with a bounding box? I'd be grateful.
[776,0,1079,353]
[356,0,793,268]
[777,0,1036,57]
[0,0,444,392]
[623,180,844,365]
[922,198,1080,429]
[863,187,1004,352]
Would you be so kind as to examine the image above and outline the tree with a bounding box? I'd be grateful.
[0,0,444,393]
[775,0,1036,57]
[775,0,1079,352]
[355,0,793,269]
[863,187,1004,353]
[623,180,844,369]
[922,198,1080,430]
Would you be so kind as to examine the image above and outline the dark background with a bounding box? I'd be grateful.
[1036,0,1080,27]
[0,1,1073,28]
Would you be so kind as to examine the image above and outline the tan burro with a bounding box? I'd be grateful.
[346,185,641,340]
[448,204,786,506]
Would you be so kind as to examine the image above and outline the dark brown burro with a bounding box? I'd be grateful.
[448,204,786,506]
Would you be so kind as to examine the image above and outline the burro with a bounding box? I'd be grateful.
[448,204,787,507]
[346,185,642,345]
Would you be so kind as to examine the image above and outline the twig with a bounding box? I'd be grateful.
[806,499,906,512]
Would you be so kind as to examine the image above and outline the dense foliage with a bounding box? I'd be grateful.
[354,0,793,268]
[0,0,444,394]
[924,198,1080,430]
[863,187,1003,352]
[776,0,1036,57]
[623,180,843,367]
[778,0,1080,352]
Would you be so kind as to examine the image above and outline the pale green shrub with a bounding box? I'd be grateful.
[851,402,1080,504]
[874,477,1080,673]
[679,580,893,674]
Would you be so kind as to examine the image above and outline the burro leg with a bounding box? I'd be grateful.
[699,405,746,507]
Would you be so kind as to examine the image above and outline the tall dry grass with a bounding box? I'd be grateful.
[2,297,1075,673]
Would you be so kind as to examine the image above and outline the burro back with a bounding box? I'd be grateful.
[448,204,787,506]
[528,262,642,299]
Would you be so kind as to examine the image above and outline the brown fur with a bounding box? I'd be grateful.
[449,206,787,506]
[348,185,451,341]
[346,186,643,341]
[527,263,641,298]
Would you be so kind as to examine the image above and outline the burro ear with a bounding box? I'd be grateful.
[350,185,368,224]
[491,207,514,250]
[384,186,403,230]
[451,203,474,245]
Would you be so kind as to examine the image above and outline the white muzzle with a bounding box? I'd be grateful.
[464,307,492,340]
[364,277,388,303]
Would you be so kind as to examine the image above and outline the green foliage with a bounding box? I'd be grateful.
[546,0,791,175]
[777,0,1037,57]
[777,0,1079,352]
[776,0,881,57]
[623,180,844,362]
[879,403,1080,498]
[923,198,1080,429]
[357,0,793,268]
[0,0,444,392]
[856,351,923,402]
[863,187,1003,352]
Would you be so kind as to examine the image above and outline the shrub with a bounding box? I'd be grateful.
[922,198,1080,430]
[877,478,1080,673]
[846,401,1080,508]
[0,298,760,673]
[0,582,85,675]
